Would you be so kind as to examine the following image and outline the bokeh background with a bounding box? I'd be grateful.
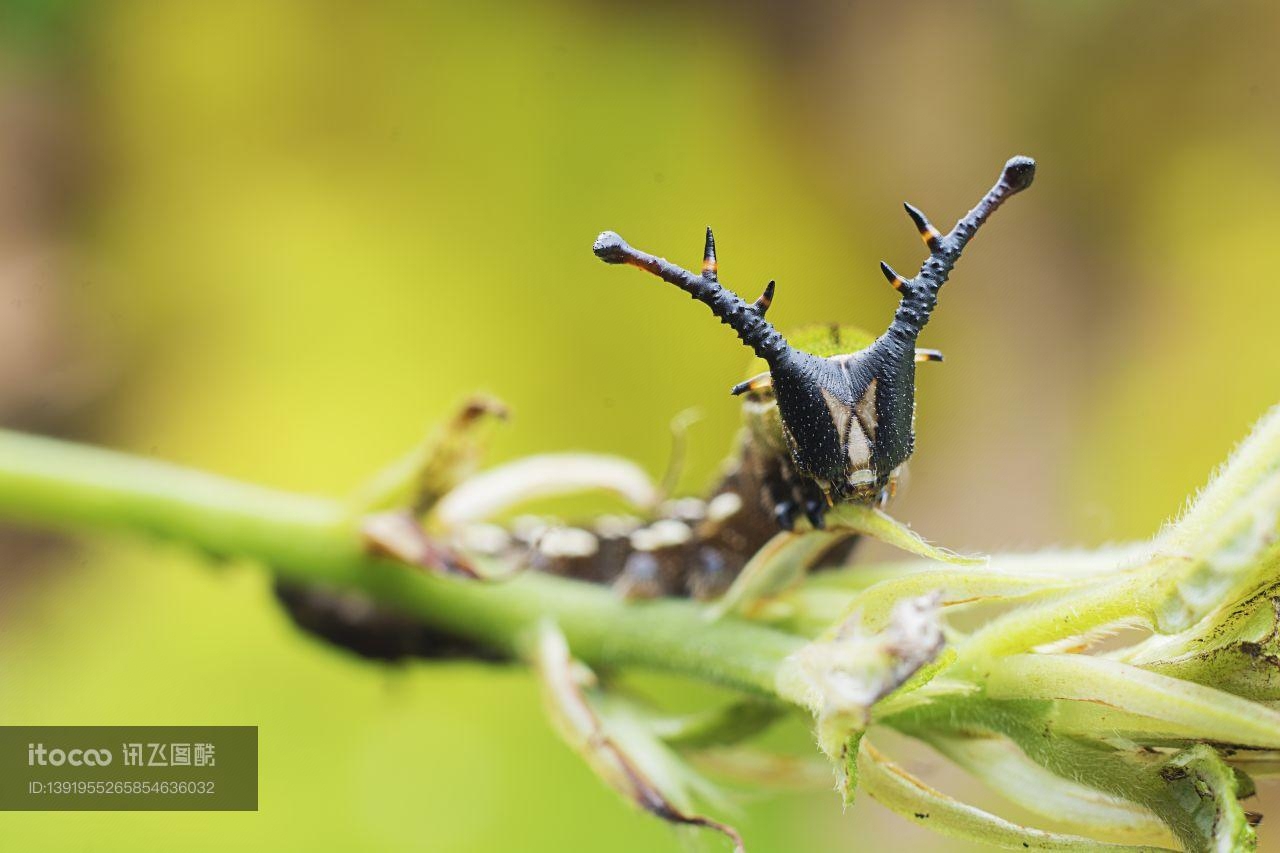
[1,1,1278,850]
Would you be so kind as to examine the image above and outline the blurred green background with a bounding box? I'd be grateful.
[1,1,1278,850]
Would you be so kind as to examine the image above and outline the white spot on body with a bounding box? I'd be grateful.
[706,492,743,522]
[538,527,599,558]
[595,514,642,538]
[630,519,692,551]
[660,497,707,522]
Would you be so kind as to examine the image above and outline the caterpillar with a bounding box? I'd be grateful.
[277,156,1035,658]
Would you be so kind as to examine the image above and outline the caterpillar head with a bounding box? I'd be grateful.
[594,156,1035,508]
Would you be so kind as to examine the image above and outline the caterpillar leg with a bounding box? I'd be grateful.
[764,457,829,531]
[764,466,800,531]
[795,478,830,530]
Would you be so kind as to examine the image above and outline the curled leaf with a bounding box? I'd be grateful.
[532,623,744,852]
[954,575,1154,665]
[707,528,857,620]
[1157,745,1257,852]
[810,543,1153,592]
[1124,583,1280,702]
[979,543,1159,579]
[834,569,1091,635]
[856,740,1167,851]
[986,653,1280,749]
[824,503,984,565]
[921,733,1174,846]
[885,696,1260,852]
[435,453,659,527]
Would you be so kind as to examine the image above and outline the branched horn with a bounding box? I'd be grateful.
[885,156,1036,341]
[592,229,790,366]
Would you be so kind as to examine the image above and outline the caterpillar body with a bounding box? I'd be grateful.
[278,156,1035,659]
[448,324,875,601]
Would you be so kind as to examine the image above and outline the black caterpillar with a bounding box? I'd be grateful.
[278,156,1035,659]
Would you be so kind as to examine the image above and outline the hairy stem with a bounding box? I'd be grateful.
[0,429,804,696]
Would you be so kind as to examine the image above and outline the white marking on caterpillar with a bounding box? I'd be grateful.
[630,519,692,551]
[595,514,642,538]
[538,527,600,558]
[660,497,707,522]
[706,492,743,522]
[847,468,876,488]
[855,379,878,442]
[845,423,872,471]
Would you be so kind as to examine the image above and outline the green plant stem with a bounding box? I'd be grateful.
[951,575,1154,671]
[0,429,803,697]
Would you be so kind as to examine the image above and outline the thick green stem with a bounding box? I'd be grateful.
[0,429,803,696]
